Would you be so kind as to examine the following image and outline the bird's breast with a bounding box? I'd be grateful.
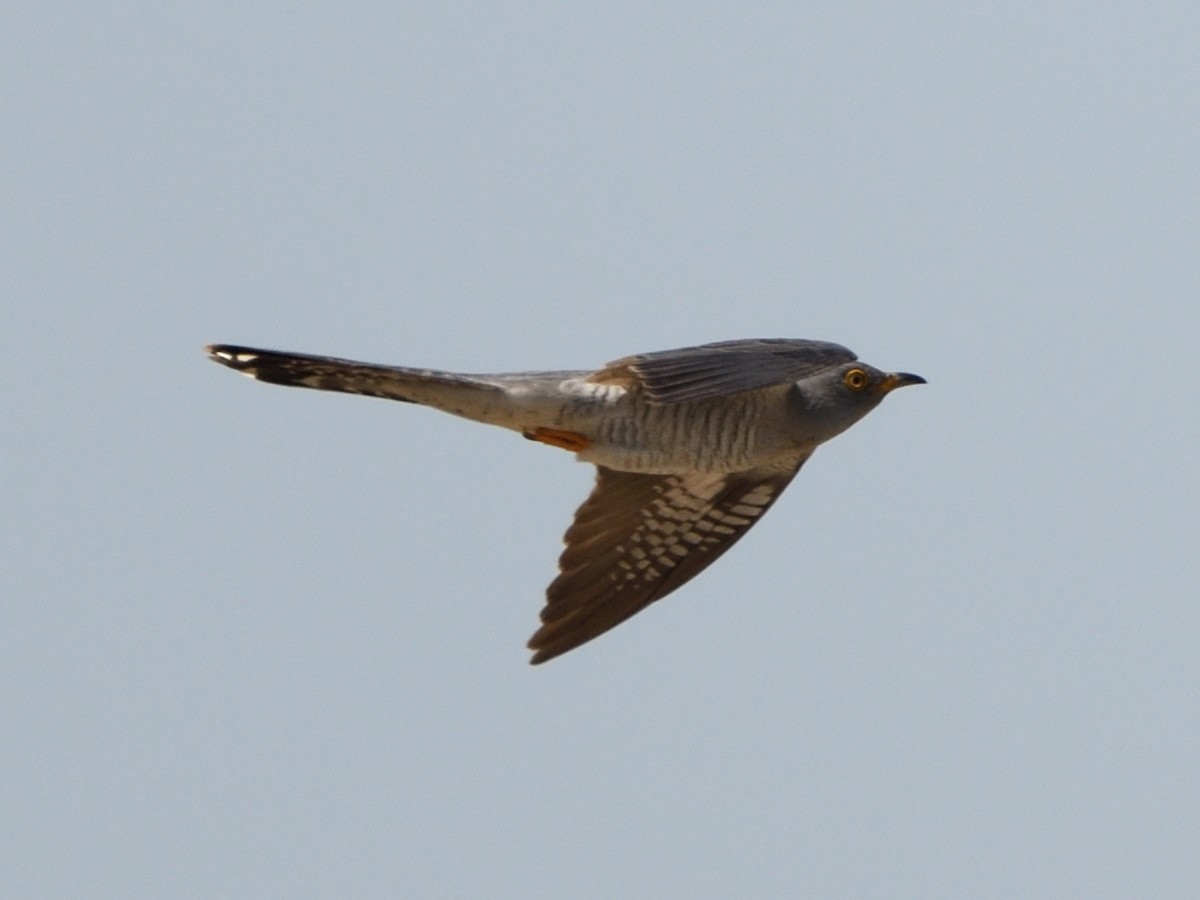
[570,390,800,474]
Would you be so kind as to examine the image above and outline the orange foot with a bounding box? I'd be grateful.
[523,426,593,452]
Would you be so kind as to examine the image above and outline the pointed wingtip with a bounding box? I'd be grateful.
[526,635,563,666]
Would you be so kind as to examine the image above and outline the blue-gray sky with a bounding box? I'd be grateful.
[5,3,1198,897]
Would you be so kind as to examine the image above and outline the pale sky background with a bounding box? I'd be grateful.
[4,3,1199,898]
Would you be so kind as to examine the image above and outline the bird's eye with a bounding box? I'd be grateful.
[843,368,870,391]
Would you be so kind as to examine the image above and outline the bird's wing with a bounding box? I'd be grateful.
[528,457,808,664]
[590,338,857,404]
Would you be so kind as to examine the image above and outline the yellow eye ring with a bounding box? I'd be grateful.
[843,368,870,391]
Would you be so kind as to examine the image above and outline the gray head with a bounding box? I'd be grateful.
[789,361,925,445]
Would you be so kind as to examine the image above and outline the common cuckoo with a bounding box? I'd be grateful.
[207,339,924,663]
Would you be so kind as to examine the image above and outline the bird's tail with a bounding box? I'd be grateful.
[206,344,511,421]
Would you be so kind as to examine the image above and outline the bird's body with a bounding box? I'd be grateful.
[207,339,924,663]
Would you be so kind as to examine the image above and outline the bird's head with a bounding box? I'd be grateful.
[789,362,925,444]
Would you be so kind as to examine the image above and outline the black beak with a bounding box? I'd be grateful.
[880,372,927,393]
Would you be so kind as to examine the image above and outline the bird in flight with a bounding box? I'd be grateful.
[206,338,924,663]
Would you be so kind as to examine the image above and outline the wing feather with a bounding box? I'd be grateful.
[528,459,807,663]
[591,338,856,404]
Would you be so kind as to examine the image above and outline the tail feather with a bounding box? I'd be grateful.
[205,344,501,406]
